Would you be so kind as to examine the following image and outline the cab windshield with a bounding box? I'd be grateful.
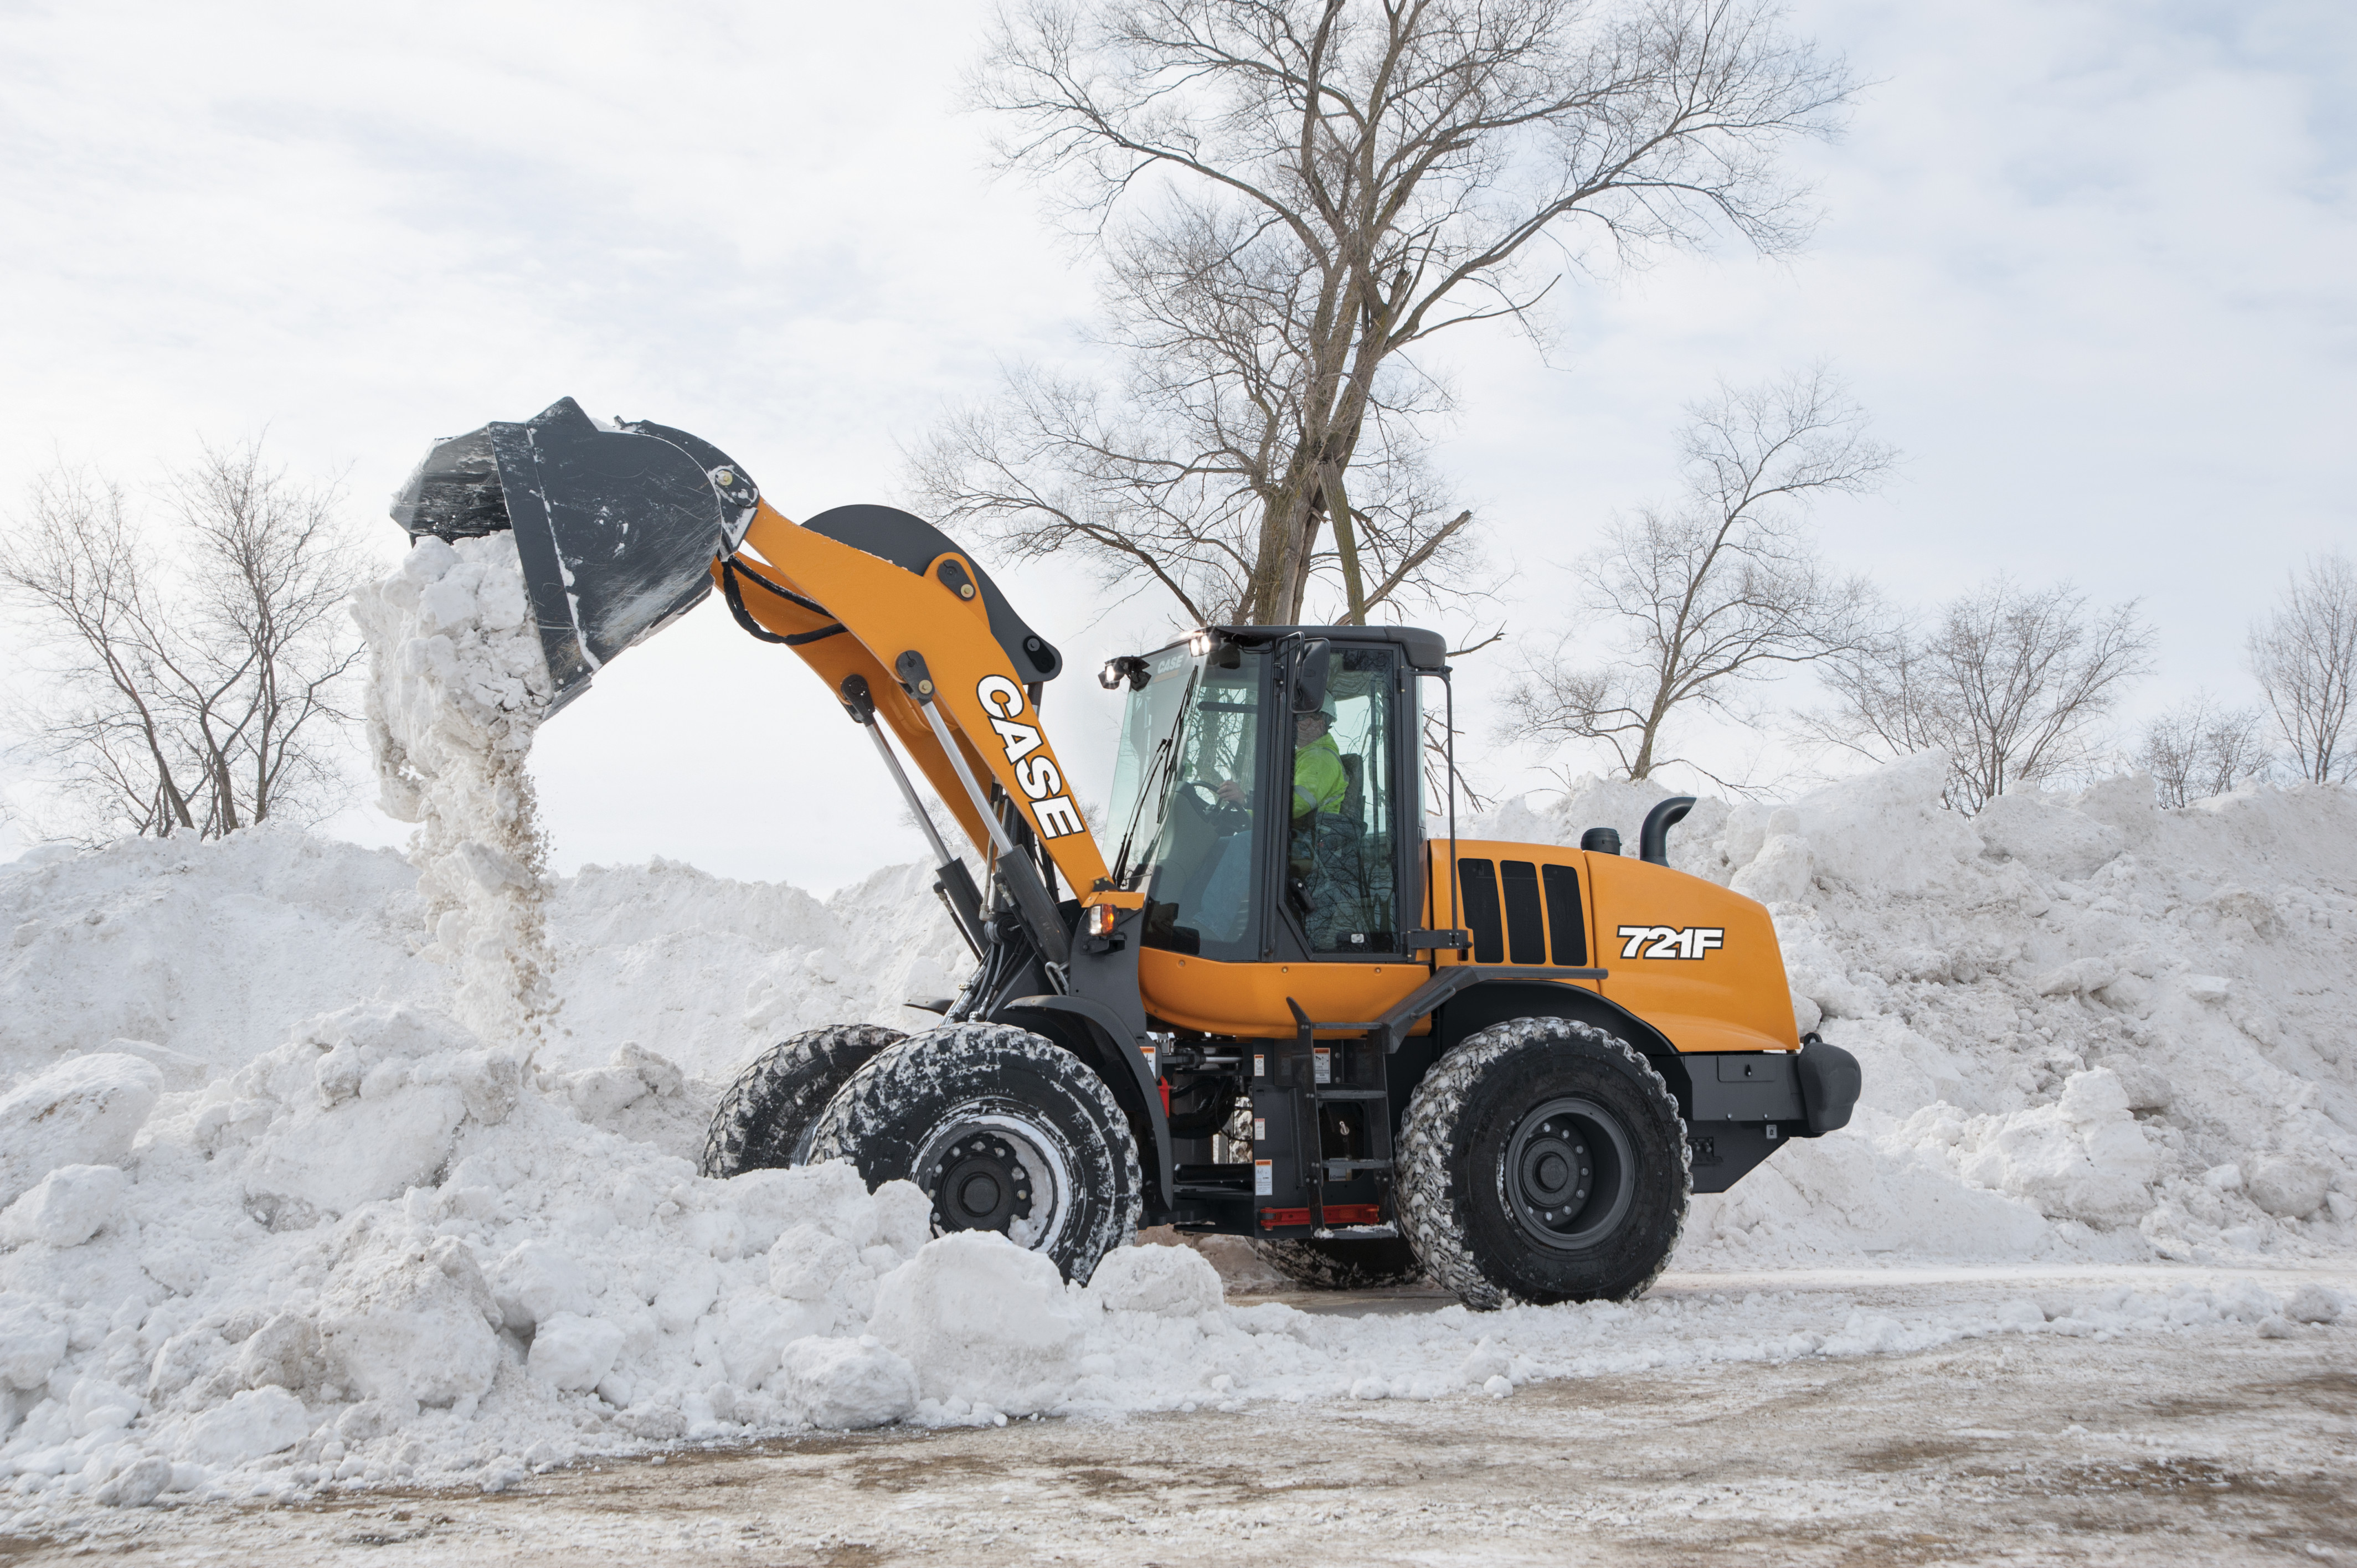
[1104,643,1268,960]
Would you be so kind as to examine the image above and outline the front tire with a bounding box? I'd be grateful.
[1397,1017,1689,1309]
[801,1023,1142,1283]
[700,1024,905,1178]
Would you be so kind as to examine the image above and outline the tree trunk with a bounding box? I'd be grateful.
[1324,463,1368,626]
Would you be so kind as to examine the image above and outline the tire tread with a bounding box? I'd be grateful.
[699,1023,905,1178]
[1396,1017,1690,1309]
[802,1022,1143,1282]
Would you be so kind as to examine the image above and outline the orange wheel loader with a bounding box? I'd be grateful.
[389,400,1861,1307]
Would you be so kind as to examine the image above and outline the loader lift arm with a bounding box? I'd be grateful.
[709,499,1177,1206]
[714,499,1135,956]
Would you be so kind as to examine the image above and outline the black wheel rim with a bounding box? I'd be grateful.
[1504,1096,1635,1251]
[912,1107,1072,1253]
[929,1131,1033,1233]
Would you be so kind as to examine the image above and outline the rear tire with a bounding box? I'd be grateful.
[1249,1235,1425,1290]
[1397,1017,1689,1309]
[700,1024,905,1178]
[802,1023,1142,1283]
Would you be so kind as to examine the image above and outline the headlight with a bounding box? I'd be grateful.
[1098,660,1123,690]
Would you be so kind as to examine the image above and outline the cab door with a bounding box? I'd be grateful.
[1263,639,1417,966]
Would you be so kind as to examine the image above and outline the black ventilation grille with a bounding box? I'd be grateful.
[1500,860,1546,965]
[1458,858,1504,964]
[1542,863,1587,966]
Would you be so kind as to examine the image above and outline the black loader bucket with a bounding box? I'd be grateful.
[388,397,759,713]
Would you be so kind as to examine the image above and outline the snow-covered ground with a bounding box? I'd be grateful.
[0,532,2348,1526]
[11,1266,2353,1565]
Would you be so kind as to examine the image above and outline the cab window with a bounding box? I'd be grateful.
[1111,646,1267,960]
[1290,645,1400,954]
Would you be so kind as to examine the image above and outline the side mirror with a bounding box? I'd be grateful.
[1291,638,1332,713]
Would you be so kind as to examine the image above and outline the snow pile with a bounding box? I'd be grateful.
[0,833,433,1080]
[1483,756,2357,1266]
[353,535,556,1043]
[0,989,2344,1520]
[0,1002,934,1507]
[6,757,2353,1272]
[0,833,963,1096]
[0,1056,160,1211]
[543,857,965,1082]
[1,996,2346,1518]
[3,729,2355,1517]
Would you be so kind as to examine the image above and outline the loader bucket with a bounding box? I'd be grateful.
[389,397,759,712]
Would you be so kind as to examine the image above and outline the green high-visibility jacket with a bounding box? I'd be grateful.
[1291,734,1349,819]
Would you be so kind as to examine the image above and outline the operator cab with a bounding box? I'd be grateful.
[1099,626,1449,968]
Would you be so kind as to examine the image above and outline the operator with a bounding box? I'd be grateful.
[1216,704,1347,819]
[1210,704,1353,946]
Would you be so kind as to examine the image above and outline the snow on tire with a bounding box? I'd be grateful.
[1249,1235,1426,1290]
[1397,1017,1689,1310]
[700,1023,905,1178]
[801,1022,1141,1284]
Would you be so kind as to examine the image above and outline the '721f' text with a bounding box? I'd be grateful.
[1618,925,1725,960]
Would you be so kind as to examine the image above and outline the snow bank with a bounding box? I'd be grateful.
[0,991,2342,1521]
[0,832,964,1097]
[1481,762,2357,1265]
[544,858,965,1083]
[4,738,2355,1519]
[0,832,433,1079]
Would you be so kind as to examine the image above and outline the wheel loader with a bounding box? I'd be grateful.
[389,399,1861,1308]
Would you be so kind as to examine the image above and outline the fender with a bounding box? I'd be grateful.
[992,993,1174,1206]
[1431,978,1696,1113]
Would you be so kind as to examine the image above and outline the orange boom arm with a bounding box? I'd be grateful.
[716,501,1119,907]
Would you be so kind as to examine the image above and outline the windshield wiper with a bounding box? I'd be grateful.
[1109,667,1198,889]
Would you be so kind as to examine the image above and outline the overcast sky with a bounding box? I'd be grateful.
[2,0,2350,889]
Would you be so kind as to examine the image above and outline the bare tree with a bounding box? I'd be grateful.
[166,445,368,832]
[0,470,199,838]
[1804,577,2152,812]
[1501,369,1887,783]
[2248,553,2356,784]
[0,444,367,843]
[917,0,1858,628]
[2140,693,2271,808]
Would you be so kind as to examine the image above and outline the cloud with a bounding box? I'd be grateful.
[1,0,2348,862]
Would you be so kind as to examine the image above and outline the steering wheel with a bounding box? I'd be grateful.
[1179,778,1253,833]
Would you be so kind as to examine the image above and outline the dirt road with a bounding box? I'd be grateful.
[7,1267,2351,1566]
